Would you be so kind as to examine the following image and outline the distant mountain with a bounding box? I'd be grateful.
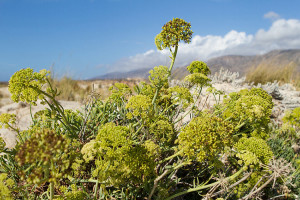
[172,49,300,80]
[91,67,151,80]
[93,49,300,80]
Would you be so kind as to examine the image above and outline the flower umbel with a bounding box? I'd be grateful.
[8,68,50,105]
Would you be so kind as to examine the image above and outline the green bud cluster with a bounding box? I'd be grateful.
[156,18,193,49]
[178,114,234,162]
[184,73,211,87]
[0,137,6,152]
[222,88,273,138]
[126,95,153,120]
[149,65,169,88]
[0,113,16,130]
[8,68,49,105]
[235,137,273,165]
[187,61,211,75]
[0,173,14,200]
[81,123,157,186]
[55,184,88,200]
[109,82,132,101]
[149,119,175,144]
[16,129,74,184]
[283,107,300,128]
[168,86,194,109]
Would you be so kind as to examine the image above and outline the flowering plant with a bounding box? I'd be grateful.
[0,18,298,200]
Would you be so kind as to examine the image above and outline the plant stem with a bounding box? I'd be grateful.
[159,149,183,164]
[152,87,160,105]
[30,86,75,134]
[50,182,54,200]
[169,45,178,73]
[94,180,99,199]
[165,167,244,200]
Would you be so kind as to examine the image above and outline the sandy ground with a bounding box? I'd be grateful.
[0,88,83,148]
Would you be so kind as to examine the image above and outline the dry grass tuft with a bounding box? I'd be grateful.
[49,76,91,102]
[246,62,300,89]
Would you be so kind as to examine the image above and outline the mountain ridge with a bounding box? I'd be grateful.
[91,49,300,80]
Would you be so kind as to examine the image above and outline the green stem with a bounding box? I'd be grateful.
[50,182,54,200]
[152,88,160,105]
[169,45,178,73]
[159,149,183,164]
[94,180,99,199]
[165,167,244,200]
[174,86,203,124]
[30,86,75,134]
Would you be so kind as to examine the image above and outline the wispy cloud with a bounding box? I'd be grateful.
[264,11,281,21]
[105,14,300,73]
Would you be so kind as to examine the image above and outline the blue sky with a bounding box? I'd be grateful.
[1,0,300,81]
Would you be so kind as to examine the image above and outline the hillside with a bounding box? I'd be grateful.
[94,49,300,80]
[172,49,300,79]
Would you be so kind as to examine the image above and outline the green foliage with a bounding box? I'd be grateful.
[283,107,300,128]
[178,114,234,162]
[235,137,273,165]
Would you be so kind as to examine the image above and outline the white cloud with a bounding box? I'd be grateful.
[107,17,300,72]
[264,11,280,21]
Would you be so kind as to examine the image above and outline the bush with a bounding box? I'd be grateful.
[0,18,298,200]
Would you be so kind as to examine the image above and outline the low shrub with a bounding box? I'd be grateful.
[0,18,298,200]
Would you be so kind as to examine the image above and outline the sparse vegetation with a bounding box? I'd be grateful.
[246,62,300,89]
[0,18,299,200]
[48,76,91,102]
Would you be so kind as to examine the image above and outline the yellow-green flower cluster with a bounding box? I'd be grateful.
[149,119,175,144]
[235,137,273,165]
[137,82,156,99]
[187,61,211,75]
[109,82,132,101]
[0,113,16,130]
[222,88,273,138]
[184,73,211,87]
[81,140,98,162]
[148,65,169,88]
[0,173,14,200]
[55,184,88,200]
[156,18,193,49]
[178,114,234,162]
[126,95,153,120]
[81,123,156,186]
[16,129,73,184]
[283,107,300,128]
[168,86,193,109]
[8,68,49,105]
[0,137,6,152]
